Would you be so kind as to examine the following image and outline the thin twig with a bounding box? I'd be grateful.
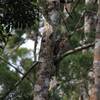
[0,55,34,84]
[1,61,39,100]
[0,56,24,75]
[71,0,80,12]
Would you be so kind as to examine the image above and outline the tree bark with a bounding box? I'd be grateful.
[83,0,97,100]
[93,0,100,100]
[33,0,61,100]
[83,0,96,53]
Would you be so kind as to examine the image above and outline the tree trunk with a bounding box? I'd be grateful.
[33,0,61,100]
[93,0,100,100]
[79,0,95,99]
[83,0,96,53]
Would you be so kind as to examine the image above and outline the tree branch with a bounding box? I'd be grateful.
[58,42,95,62]
[0,55,24,75]
[0,55,35,84]
[1,61,39,100]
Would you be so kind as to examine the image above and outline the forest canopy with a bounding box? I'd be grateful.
[0,0,100,100]
[0,0,39,30]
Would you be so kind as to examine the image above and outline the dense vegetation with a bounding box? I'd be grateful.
[0,0,99,100]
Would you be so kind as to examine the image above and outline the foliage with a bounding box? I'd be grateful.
[0,0,97,99]
[0,0,39,31]
[55,52,93,99]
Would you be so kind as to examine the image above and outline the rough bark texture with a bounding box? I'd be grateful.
[93,0,100,100]
[33,0,61,100]
[84,0,96,51]
[79,0,96,100]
